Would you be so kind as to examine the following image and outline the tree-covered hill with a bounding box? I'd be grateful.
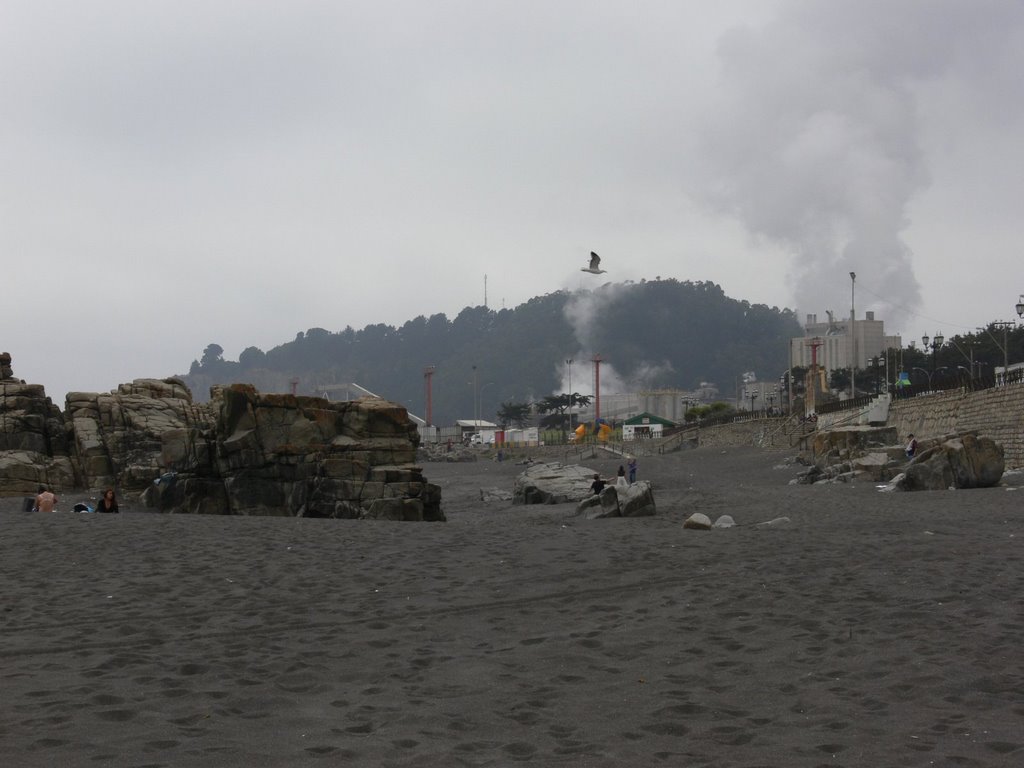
[179,279,802,424]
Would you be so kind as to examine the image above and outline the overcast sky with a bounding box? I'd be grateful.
[3,0,1022,403]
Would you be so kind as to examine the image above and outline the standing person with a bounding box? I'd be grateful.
[616,465,627,488]
[35,485,58,512]
[589,473,607,496]
[96,488,120,513]
[628,457,637,483]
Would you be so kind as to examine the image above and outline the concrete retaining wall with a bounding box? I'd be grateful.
[695,384,1024,469]
[888,386,1024,469]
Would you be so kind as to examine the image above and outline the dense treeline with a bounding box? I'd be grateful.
[179,279,806,424]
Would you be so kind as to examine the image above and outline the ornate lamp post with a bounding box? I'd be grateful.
[922,331,944,389]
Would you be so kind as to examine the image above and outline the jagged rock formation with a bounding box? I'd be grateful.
[67,378,204,490]
[0,363,441,520]
[0,353,75,492]
[142,384,443,519]
[799,426,1004,490]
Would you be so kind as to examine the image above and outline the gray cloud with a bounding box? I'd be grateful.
[688,0,1024,329]
[1,1,1021,403]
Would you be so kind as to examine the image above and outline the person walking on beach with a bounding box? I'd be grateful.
[96,488,120,513]
[627,457,637,483]
[35,485,58,512]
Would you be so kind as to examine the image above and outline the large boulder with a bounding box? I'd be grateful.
[513,462,598,504]
[574,481,656,519]
[897,434,1004,491]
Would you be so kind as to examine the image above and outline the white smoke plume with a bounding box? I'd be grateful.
[559,285,674,396]
[691,0,1024,327]
[562,283,633,352]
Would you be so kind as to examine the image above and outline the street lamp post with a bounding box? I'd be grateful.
[922,332,944,389]
[747,389,758,415]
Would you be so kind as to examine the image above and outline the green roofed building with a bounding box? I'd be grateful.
[622,412,677,441]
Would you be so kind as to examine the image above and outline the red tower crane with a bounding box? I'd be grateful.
[802,337,824,414]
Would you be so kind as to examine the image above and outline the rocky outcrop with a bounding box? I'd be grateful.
[801,427,1005,491]
[1,366,441,520]
[811,425,899,465]
[66,378,206,491]
[0,367,75,493]
[142,384,443,520]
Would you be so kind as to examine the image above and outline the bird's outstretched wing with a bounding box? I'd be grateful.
[589,251,601,271]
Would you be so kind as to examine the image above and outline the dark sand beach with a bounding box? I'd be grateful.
[2,445,1023,767]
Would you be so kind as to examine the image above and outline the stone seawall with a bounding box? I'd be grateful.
[888,385,1024,469]
[693,384,1024,469]
[691,420,786,450]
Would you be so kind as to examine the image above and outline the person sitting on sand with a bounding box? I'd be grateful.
[589,473,607,496]
[96,488,120,514]
[35,485,58,513]
[905,433,918,459]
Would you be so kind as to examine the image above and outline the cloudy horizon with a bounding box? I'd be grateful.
[3,0,1022,403]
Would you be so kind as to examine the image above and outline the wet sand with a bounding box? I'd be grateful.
[2,445,1023,767]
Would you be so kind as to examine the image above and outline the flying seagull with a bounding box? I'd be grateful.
[581,251,606,274]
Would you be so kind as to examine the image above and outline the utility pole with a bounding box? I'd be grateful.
[472,365,478,427]
[991,321,1014,382]
[565,358,573,432]
[849,271,856,400]
[592,354,603,421]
